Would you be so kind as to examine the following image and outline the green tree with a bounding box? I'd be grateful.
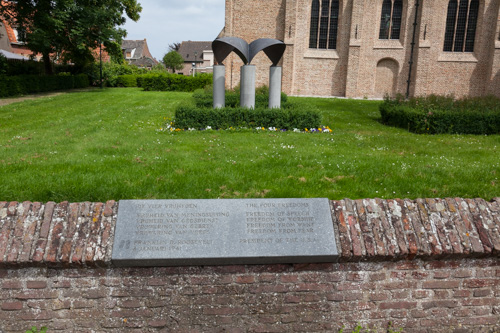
[0,0,142,74]
[0,53,8,75]
[162,50,184,73]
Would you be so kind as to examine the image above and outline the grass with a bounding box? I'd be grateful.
[0,88,498,202]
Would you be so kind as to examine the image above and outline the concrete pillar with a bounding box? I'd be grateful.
[213,65,225,109]
[240,65,256,109]
[269,66,282,109]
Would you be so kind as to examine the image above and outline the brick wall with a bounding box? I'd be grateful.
[0,198,499,332]
[222,0,500,99]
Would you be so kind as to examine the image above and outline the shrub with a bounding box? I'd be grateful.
[0,54,8,75]
[113,74,138,87]
[74,74,90,88]
[0,76,23,97]
[193,85,288,108]
[0,74,89,97]
[380,94,500,135]
[174,100,320,130]
[141,73,212,92]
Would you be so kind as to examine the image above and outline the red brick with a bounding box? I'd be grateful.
[71,202,91,265]
[293,263,333,271]
[103,200,116,217]
[0,203,17,263]
[423,281,460,289]
[364,199,389,258]
[454,290,471,298]
[148,320,167,328]
[355,199,375,257]
[410,290,429,299]
[416,199,443,256]
[235,275,255,284]
[475,198,500,252]
[454,198,485,254]
[462,298,497,306]
[1,301,23,311]
[7,201,32,263]
[45,202,68,264]
[377,199,400,257]
[2,280,22,289]
[27,281,47,289]
[422,300,458,309]
[119,300,142,308]
[369,292,390,301]
[473,289,492,297]
[379,301,417,310]
[463,279,497,288]
[85,202,103,264]
[18,310,53,320]
[73,300,97,309]
[14,290,58,299]
[466,199,494,253]
[332,200,353,259]
[432,271,450,280]
[60,202,79,264]
[258,273,276,283]
[203,306,245,316]
[345,199,365,258]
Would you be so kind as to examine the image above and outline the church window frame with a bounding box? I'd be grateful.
[379,0,403,40]
[443,0,480,52]
[309,0,340,50]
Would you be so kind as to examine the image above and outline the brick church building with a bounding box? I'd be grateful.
[221,0,500,98]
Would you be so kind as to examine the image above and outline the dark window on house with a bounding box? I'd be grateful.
[443,0,479,52]
[309,0,340,49]
[379,0,403,39]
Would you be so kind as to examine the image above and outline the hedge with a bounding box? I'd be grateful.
[140,73,212,92]
[111,74,138,87]
[174,102,321,130]
[0,74,89,98]
[380,95,500,135]
[192,86,288,109]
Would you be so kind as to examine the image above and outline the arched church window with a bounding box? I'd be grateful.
[379,0,403,39]
[443,0,479,52]
[309,0,340,49]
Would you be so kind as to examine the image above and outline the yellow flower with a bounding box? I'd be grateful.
[319,128,323,132]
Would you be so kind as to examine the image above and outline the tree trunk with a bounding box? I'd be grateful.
[43,53,53,75]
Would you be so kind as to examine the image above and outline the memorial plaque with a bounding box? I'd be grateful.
[112,198,338,266]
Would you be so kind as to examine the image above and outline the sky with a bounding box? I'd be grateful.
[122,0,226,61]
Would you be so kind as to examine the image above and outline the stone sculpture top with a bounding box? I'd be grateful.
[212,37,286,66]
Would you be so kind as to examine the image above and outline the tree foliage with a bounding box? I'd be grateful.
[162,50,184,72]
[0,0,142,74]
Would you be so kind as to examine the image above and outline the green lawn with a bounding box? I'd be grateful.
[0,88,498,202]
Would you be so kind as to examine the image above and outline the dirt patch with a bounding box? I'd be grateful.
[0,88,95,107]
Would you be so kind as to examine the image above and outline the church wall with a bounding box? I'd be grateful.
[223,0,500,99]
[413,0,500,98]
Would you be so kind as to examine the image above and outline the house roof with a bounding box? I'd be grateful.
[121,39,158,66]
[0,20,12,51]
[122,40,147,59]
[177,41,212,62]
[0,48,29,60]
